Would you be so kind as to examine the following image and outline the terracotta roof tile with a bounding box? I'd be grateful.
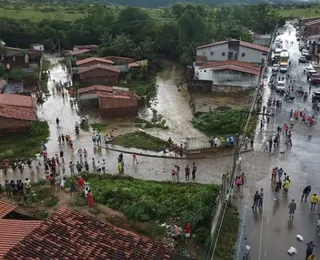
[0,105,36,121]
[78,85,114,95]
[103,56,135,62]
[0,94,33,107]
[69,49,90,56]
[0,219,42,259]
[4,207,174,260]
[199,60,260,75]
[305,19,320,26]
[78,64,120,74]
[128,59,148,68]
[76,57,114,66]
[0,201,16,219]
[196,39,269,53]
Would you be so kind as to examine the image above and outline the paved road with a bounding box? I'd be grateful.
[236,23,320,260]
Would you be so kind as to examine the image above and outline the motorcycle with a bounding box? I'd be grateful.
[296,89,304,96]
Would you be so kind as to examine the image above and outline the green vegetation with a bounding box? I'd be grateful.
[211,205,239,260]
[192,108,256,136]
[0,120,49,160]
[7,68,25,82]
[84,174,220,247]
[134,117,168,130]
[40,72,49,93]
[114,131,168,151]
[42,59,52,71]
[0,3,283,66]
[0,5,85,21]
[277,5,320,18]
[122,81,157,97]
[90,123,107,132]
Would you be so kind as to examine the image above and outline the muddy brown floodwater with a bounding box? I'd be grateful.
[140,60,207,141]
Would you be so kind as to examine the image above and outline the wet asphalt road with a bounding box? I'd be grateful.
[0,59,228,185]
[236,24,320,260]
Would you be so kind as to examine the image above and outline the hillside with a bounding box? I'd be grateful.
[37,0,318,8]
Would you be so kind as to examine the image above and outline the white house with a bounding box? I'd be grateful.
[196,39,269,64]
[31,43,44,52]
[194,60,260,88]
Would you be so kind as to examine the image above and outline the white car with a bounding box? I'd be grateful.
[280,65,288,73]
[275,81,286,93]
[272,64,280,72]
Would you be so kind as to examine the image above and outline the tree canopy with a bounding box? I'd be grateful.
[0,3,285,65]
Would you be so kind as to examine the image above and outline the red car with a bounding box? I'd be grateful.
[311,74,320,85]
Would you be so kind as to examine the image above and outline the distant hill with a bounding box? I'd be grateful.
[91,0,318,8]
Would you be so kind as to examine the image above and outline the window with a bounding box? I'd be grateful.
[202,52,206,56]
[210,51,214,56]
[222,52,226,56]
[242,53,246,57]
[204,70,207,72]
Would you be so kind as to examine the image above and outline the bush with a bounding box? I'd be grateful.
[192,108,257,136]
[114,131,169,151]
[86,174,220,246]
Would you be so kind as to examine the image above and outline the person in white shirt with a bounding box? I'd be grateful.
[59,177,66,192]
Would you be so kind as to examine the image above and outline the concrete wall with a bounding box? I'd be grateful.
[196,44,229,62]
[0,117,32,136]
[212,70,257,87]
[196,43,266,63]
[79,69,119,85]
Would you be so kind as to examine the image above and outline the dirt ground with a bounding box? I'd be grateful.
[191,90,255,114]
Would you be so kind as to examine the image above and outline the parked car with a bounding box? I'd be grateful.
[299,56,307,63]
[312,91,320,103]
[272,64,279,72]
[275,80,286,93]
[280,65,288,73]
[311,74,320,85]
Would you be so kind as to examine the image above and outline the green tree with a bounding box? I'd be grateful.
[111,35,135,57]
[0,64,5,77]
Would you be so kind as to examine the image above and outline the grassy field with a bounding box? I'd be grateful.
[277,7,320,18]
[0,5,86,21]
[0,3,169,22]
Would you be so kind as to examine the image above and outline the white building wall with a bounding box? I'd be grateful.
[238,46,265,63]
[212,70,257,87]
[195,68,213,81]
[196,43,229,62]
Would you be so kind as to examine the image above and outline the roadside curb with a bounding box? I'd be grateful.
[97,145,253,160]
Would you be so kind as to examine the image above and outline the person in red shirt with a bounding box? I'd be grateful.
[87,190,94,207]
[78,176,85,191]
[185,222,191,239]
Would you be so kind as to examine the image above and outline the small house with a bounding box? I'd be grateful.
[73,64,120,85]
[76,57,114,67]
[0,94,37,135]
[31,44,44,52]
[78,85,140,117]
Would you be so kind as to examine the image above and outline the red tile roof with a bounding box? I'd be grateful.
[196,39,269,53]
[4,207,174,260]
[0,94,33,107]
[305,19,320,26]
[0,105,36,121]
[78,85,114,95]
[103,56,135,62]
[76,57,114,66]
[69,49,91,56]
[78,64,120,74]
[200,60,260,75]
[0,219,42,259]
[0,201,16,219]
[128,59,148,68]
[0,94,36,121]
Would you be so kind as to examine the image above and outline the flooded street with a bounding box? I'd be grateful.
[236,23,320,260]
[0,58,229,185]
